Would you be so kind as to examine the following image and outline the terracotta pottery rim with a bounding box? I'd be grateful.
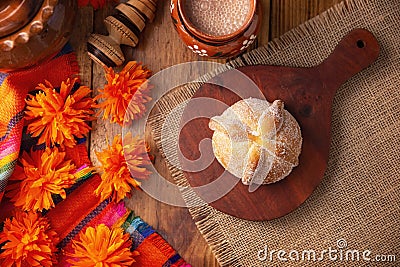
[0,0,44,38]
[177,0,256,42]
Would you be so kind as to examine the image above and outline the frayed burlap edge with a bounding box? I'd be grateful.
[148,0,394,266]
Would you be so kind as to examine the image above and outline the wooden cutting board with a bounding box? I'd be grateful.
[178,29,379,221]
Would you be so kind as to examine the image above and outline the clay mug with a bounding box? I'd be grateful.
[170,0,262,58]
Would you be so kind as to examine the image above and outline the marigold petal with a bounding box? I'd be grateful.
[94,133,152,203]
[95,61,152,125]
[6,147,77,212]
[0,211,59,267]
[66,224,137,266]
[25,78,95,148]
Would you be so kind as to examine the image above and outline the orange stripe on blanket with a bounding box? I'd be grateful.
[0,53,79,134]
[57,202,129,266]
[65,144,92,167]
[46,174,102,240]
[0,52,80,205]
[133,233,177,267]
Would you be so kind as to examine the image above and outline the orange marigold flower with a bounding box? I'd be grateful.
[25,78,95,148]
[0,211,59,267]
[123,132,152,180]
[95,133,152,202]
[66,224,139,266]
[94,61,152,125]
[6,147,77,212]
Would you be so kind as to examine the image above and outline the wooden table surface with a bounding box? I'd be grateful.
[70,1,343,266]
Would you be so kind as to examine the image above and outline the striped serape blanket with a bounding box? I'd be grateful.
[0,45,190,267]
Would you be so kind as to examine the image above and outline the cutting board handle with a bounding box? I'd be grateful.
[179,28,380,221]
[318,28,379,91]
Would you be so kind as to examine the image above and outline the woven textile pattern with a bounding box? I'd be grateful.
[147,0,400,266]
[44,148,190,267]
[0,46,79,204]
[0,46,190,267]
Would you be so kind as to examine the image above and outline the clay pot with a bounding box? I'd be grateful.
[170,0,262,58]
[0,0,77,72]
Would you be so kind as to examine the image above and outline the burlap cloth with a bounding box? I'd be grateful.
[148,0,400,266]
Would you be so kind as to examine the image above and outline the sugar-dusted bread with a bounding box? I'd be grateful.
[209,98,302,185]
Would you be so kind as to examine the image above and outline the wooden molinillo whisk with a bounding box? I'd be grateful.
[87,0,157,67]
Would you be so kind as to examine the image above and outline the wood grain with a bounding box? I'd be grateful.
[67,0,346,266]
[179,29,379,221]
[269,0,344,39]
[70,7,93,88]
